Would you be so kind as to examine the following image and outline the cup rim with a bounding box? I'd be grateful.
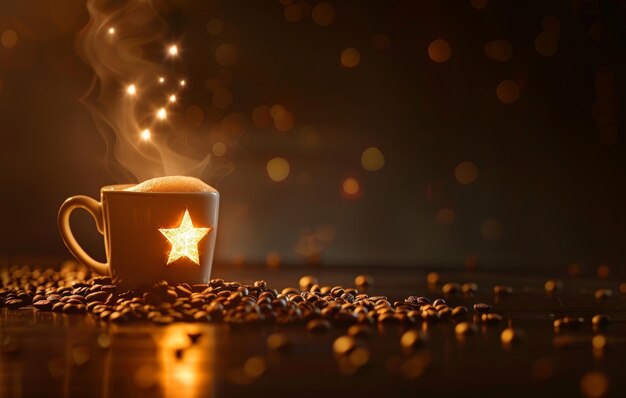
[101,184,219,195]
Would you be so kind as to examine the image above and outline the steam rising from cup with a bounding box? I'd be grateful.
[77,0,233,183]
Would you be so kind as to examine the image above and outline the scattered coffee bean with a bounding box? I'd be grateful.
[594,288,613,301]
[400,330,424,350]
[501,328,521,345]
[441,282,460,295]
[333,336,356,356]
[452,306,468,320]
[354,275,373,289]
[266,333,291,352]
[591,314,609,328]
[481,313,502,324]
[307,319,332,333]
[473,303,492,314]
[493,285,513,296]
[591,335,608,352]
[33,300,53,311]
[347,324,372,339]
[461,283,478,295]
[299,275,318,291]
[553,316,584,331]
[544,280,563,293]
[426,272,440,285]
[454,322,476,337]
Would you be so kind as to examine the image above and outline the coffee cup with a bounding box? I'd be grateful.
[58,177,219,286]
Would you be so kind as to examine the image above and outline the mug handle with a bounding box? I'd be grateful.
[58,195,110,275]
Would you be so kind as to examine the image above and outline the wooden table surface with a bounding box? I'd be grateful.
[1,264,625,398]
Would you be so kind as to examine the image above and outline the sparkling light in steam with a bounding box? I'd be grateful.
[127,84,137,95]
[157,107,167,120]
[140,129,151,141]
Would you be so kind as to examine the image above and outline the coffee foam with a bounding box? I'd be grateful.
[124,176,214,193]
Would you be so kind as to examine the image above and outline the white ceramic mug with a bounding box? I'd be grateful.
[58,184,219,286]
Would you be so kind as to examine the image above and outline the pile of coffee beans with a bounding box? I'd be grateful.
[0,263,492,328]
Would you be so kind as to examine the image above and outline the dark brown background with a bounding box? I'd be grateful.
[0,0,624,269]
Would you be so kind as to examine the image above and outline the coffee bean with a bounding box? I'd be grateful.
[494,285,513,296]
[480,313,502,324]
[553,316,584,331]
[501,328,521,345]
[461,283,478,295]
[426,272,440,285]
[333,336,356,355]
[5,299,25,310]
[52,302,65,312]
[193,311,211,322]
[86,291,108,303]
[441,282,461,295]
[266,333,291,351]
[594,289,613,301]
[33,299,53,311]
[152,316,174,325]
[175,286,192,297]
[455,322,476,337]
[63,303,86,314]
[473,303,492,314]
[544,279,563,293]
[452,306,468,320]
[307,319,331,333]
[354,275,373,289]
[93,276,112,285]
[347,324,372,339]
[592,314,609,328]
[401,330,424,350]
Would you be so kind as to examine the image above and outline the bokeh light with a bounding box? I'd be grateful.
[435,208,455,226]
[342,177,360,197]
[484,39,512,62]
[215,44,238,67]
[252,105,273,128]
[470,0,488,10]
[169,94,176,103]
[535,33,558,56]
[361,147,385,171]
[206,18,224,35]
[185,106,204,127]
[340,48,361,68]
[428,39,451,63]
[266,252,282,268]
[454,161,478,184]
[580,371,608,398]
[168,45,178,56]
[140,129,151,141]
[481,218,503,240]
[126,84,137,95]
[157,107,167,120]
[496,80,520,104]
[372,33,391,51]
[267,157,290,182]
[284,4,303,22]
[212,142,226,156]
[212,87,233,109]
[107,27,115,35]
[312,2,335,26]
[271,105,295,132]
[1,30,18,49]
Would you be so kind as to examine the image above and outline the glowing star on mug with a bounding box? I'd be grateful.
[159,209,211,265]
